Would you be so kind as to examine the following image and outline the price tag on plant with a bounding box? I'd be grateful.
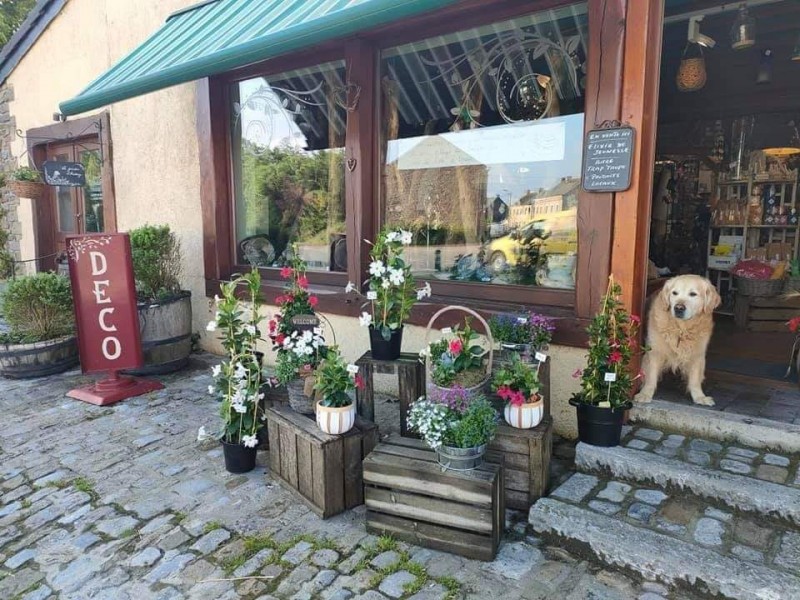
[535,351,548,363]
[604,372,617,383]
[441,327,452,334]
[516,317,528,324]
[366,291,378,300]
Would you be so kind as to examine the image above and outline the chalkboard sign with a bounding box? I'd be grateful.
[290,314,320,333]
[582,127,635,192]
[43,161,86,187]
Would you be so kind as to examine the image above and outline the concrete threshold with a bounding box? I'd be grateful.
[630,399,800,453]
[576,443,800,527]
[529,498,800,600]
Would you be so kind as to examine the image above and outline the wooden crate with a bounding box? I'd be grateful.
[488,417,553,510]
[734,294,800,332]
[266,404,378,519]
[363,436,504,561]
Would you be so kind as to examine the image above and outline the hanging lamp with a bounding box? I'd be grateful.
[731,4,756,50]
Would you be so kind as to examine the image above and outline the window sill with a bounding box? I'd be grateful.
[206,278,588,347]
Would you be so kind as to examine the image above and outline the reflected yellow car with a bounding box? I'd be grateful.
[486,208,578,273]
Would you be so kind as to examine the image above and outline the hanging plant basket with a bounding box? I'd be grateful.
[7,180,46,200]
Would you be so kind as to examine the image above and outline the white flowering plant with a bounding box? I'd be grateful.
[407,392,498,450]
[313,346,364,408]
[207,268,265,448]
[274,328,328,386]
[345,228,431,340]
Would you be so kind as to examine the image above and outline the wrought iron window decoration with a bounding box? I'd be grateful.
[13,118,106,174]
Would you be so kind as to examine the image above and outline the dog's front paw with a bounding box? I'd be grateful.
[634,392,653,404]
[693,396,715,407]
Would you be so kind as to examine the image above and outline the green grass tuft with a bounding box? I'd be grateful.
[72,477,99,502]
[203,521,223,534]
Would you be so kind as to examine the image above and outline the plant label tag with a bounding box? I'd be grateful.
[516,317,528,324]
[604,372,617,382]
[598,400,612,408]
[535,351,548,363]
[441,327,452,334]
[366,291,378,300]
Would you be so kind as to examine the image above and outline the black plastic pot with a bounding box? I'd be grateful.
[570,398,631,447]
[221,440,257,473]
[369,326,403,361]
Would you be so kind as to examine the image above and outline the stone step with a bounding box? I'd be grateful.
[630,399,800,453]
[575,427,800,527]
[529,475,800,600]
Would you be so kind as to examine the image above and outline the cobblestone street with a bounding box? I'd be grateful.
[0,354,674,600]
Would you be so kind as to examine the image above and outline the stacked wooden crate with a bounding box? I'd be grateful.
[734,294,800,331]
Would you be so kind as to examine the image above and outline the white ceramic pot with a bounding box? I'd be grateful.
[504,395,544,429]
[316,402,356,435]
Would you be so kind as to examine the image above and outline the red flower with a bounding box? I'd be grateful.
[268,320,277,333]
[308,296,319,308]
[297,276,309,289]
[497,385,512,401]
[354,374,365,389]
[448,339,463,355]
[280,266,294,279]
[275,333,286,345]
[608,350,623,364]
[789,316,800,333]
[630,315,641,325]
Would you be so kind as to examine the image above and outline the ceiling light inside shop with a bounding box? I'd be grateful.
[731,4,756,50]
[688,16,716,48]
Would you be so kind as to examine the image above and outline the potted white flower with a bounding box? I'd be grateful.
[275,328,327,414]
[313,346,364,435]
[207,268,265,473]
[346,228,431,360]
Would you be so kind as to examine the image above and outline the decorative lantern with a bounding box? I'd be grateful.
[731,5,756,50]
[676,43,707,92]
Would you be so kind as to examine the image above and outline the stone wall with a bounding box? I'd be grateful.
[0,83,22,276]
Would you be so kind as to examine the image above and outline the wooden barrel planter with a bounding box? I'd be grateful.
[0,335,79,379]
[125,291,192,375]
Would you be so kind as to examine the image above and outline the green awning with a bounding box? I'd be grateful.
[59,0,459,116]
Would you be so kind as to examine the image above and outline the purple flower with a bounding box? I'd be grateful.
[427,385,471,413]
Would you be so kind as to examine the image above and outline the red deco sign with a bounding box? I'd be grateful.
[66,233,162,405]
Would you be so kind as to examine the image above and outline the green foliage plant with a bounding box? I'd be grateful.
[492,353,540,406]
[488,312,555,348]
[9,166,41,183]
[0,272,73,343]
[207,268,264,447]
[571,276,643,409]
[407,393,497,450]
[0,0,35,47]
[313,346,363,408]
[129,225,182,302]
[422,318,487,388]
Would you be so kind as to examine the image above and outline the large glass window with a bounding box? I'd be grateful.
[380,5,587,289]
[231,61,348,272]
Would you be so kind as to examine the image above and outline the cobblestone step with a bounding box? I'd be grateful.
[529,474,800,600]
[574,425,800,527]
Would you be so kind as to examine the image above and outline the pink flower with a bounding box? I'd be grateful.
[497,385,512,401]
[608,350,623,364]
[275,333,286,345]
[297,276,309,289]
[448,339,463,355]
[354,374,365,389]
[308,296,319,308]
[572,368,583,379]
[630,315,641,325]
[280,266,294,279]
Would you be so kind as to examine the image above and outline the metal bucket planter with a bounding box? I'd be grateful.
[126,291,192,376]
[0,335,79,379]
[436,443,487,471]
[286,376,316,415]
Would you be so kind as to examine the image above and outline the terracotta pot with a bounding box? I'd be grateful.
[316,402,356,435]
[504,395,545,429]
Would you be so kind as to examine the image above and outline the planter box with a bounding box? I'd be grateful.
[363,436,504,561]
[488,417,553,510]
[265,404,378,519]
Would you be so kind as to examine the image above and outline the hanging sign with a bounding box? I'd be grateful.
[43,161,86,187]
[65,233,162,405]
[582,126,635,192]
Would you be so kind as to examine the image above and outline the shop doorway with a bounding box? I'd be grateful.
[649,0,800,423]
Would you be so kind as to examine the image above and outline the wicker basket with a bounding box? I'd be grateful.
[783,276,800,294]
[286,375,317,415]
[7,180,46,199]
[735,276,783,297]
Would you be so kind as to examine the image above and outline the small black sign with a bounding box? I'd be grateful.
[582,127,635,192]
[43,161,86,187]
[290,314,320,333]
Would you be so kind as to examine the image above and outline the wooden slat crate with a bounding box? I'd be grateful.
[488,417,553,510]
[734,294,800,332]
[265,404,378,519]
[363,436,504,561]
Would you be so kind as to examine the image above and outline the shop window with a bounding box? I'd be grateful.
[230,60,348,272]
[380,5,587,291]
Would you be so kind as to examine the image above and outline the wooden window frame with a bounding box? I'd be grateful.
[198,0,629,346]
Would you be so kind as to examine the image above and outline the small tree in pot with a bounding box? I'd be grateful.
[129,225,191,375]
[570,276,643,447]
[0,272,79,378]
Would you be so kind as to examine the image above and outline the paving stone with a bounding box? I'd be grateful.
[58,504,91,526]
[686,450,711,466]
[4,548,35,568]
[731,544,765,563]
[133,433,164,449]
[756,464,789,483]
[191,528,231,554]
[275,564,319,597]
[358,592,389,600]
[596,482,631,503]
[23,505,62,530]
[727,447,759,459]
[378,571,418,599]
[485,541,542,580]
[129,547,161,567]
[233,548,274,577]
[689,439,722,454]
[239,579,267,597]
[703,507,732,522]
[302,569,338,594]
[158,526,191,551]
[407,583,447,600]
[627,502,657,523]
[50,555,105,592]
[324,589,354,600]
[139,514,174,534]
[0,500,21,518]
[73,531,101,550]
[338,548,366,574]
[661,434,685,448]
[625,439,650,450]
[214,539,246,563]
[371,550,401,570]
[588,500,620,516]
[653,446,678,458]
[733,519,773,550]
[311,548,340,567]
[144,551,195,583]
[633,489,667,506]
[763,453,791,467]
[95,515,139,538]
[283,540,314,565]
[633,428,663,441]
[33,469,72,487]
[638,594,667,600]
[720,459,752,475]
[775,532,800,574]
[20,584,52,600]
[693,517,725,547]
[551,473,598,503]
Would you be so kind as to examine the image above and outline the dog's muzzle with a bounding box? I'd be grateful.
[673,304,686,319]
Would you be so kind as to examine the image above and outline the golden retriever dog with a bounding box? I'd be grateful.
[634,274,721,406]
